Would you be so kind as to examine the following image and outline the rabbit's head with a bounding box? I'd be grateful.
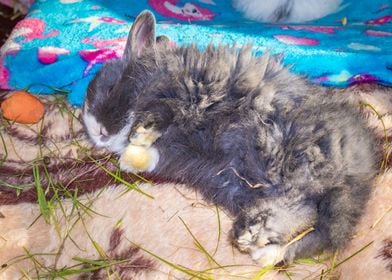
[82,10,170,153]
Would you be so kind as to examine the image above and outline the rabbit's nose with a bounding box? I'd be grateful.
[99,127,110,142]
[100,135,110,142]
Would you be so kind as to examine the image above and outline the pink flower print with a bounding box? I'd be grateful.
[79,49,120,76]
[148,0,215,21]
[0,58,10,89]
[365,29,392,36]
[313,71,371,85]
[1,18,58,56]
[100,17,126,24]
[82,37,127,55]
[274,35,319,46]
[38,47,70,64]
[14,18,59,42]
[313,75,329,83]
[1,18,58,59]
[280,25,337,34]
[365,15,392,25]
[376,4,390,12]
[349,74,378,85]
[72,16,125,32]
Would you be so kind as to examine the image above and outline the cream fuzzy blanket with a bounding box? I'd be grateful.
[0,85,391,279]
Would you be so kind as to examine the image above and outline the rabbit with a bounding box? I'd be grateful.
[83,10,379,267]
[232,0,343,23]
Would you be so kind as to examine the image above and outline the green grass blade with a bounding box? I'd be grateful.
[0,127,8,165]
[0,180,32,190]
[179,216,222,268]
[127,239,212,280]
[316,241,373,279]
[72,257,107,266]
[250,265,275,280]
[332,241,373,269]
[33,165,50,223]
[18,268,33,280]
[284,271,293,280]
[46,257,136,278]
[358,103,389,170]
[212,206,221,257]
[294,258,321,265]
[74,141,154,199]
[329,249,339,275]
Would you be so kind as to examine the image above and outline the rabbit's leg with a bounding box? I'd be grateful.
[232,198,318,266]
[119,126,161,173]
[233,185,367,266]
[119,100,174,173]
[281,187,368,262]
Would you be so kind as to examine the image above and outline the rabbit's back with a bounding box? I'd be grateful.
[132,44,376,214]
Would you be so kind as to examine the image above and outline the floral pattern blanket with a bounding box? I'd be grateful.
[0,0,391,106]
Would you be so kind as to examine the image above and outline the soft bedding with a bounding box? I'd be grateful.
[0,0,391,106]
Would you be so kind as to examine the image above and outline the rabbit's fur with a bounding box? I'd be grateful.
[83,11,379,266]
[232,0,342,23]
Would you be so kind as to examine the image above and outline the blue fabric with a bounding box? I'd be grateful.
[1,0,391,107]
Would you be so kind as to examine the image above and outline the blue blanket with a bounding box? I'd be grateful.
[0,0,391,106]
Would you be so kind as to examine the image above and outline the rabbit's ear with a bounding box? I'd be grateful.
[123,10,156,61]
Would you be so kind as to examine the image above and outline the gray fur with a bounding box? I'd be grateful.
[273,0,294,22]
[83,11,379,264]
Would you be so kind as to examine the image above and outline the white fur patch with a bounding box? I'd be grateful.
[251,244,286,266]
[82,112,132,154]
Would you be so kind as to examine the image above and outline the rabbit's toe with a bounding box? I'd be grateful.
[251,244,286,266]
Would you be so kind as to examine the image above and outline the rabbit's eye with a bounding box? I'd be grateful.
[100,127,109,137]
[107,85,115,94]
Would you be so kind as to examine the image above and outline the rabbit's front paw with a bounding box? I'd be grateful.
[233,217,286,266]
[251,244,286,266]
[120,126,161,173]
[119,144,159,173]
[129,126,161,147]
[232,208,290,267]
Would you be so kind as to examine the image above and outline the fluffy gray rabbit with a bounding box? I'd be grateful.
[83,11,379,266]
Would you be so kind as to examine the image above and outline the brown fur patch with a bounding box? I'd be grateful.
[109,228,124,253]
[378,238,392,272]
[0,155,143,204]
[78,227,156,279]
